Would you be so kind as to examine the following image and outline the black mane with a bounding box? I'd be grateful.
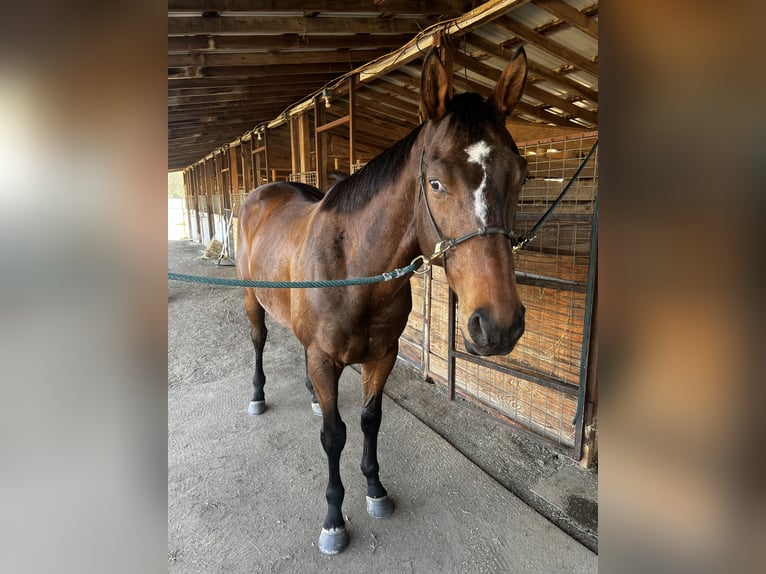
[319,124,423,213]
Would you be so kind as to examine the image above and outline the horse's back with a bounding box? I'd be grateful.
[240,181,322,215]
[239,182,322,242]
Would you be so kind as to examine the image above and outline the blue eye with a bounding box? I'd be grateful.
[429,179,445,193]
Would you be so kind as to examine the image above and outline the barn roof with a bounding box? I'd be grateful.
[168,0,598,171]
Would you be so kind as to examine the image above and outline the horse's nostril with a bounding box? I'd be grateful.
[466,306,525,355]
[467,308,490,346]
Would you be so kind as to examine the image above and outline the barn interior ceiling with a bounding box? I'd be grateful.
[168,0,598,171]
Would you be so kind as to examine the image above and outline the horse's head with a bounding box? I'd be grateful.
[416,47,529,356]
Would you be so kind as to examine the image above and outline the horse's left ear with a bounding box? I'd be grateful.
[488,46,528,117]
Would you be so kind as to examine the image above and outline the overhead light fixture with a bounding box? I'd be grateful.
[257,130,262,141]
[321,88,331,109]
[525,150,537,156]
[544,177,564,182]
[547,148,559,153]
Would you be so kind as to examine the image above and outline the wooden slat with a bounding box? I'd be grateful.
[169,33,415,53]
[168,0,470,13]
[495,16,598,76]
[169,48,392,68]
[168,15,430,36]
[532,0,598,39]
[169,62,360,79]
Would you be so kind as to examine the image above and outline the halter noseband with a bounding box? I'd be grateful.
[413,148,521,274]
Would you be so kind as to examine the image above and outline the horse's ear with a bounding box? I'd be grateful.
[420,47,452,121]
[489,46,528,117]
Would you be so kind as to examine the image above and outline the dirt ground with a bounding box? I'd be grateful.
[168,240,597,573]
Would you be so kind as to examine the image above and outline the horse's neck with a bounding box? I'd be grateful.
[315,146,423,275]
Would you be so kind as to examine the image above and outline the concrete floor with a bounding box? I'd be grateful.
[168,240,597,573]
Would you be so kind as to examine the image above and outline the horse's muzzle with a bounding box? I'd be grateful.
[464,305,525,356]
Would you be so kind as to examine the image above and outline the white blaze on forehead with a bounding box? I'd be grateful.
[465,140,492,226]
[465,140,492,165]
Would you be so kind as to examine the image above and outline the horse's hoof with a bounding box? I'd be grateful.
[248,400,266,415]
[311,402,322,417]
[366,495,394,519]
[318,526,348,555]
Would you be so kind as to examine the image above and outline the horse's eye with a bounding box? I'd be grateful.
[429,179,445,193]
[522,175,529,185]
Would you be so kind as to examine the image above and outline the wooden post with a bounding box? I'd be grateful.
[204,159,215,241]
[263,128,271,182]
[194,166,203,242]
[289,116,299,176]
[314,99,327,191]
[182,170,194,241]
[447,289,457,400]
[580,278,599,468]
[299,113,312,175]
[348,76,356,174]
[228,145,239,207]
[241,137,252,192]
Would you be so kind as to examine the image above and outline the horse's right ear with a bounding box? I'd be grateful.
[420,48,452,121]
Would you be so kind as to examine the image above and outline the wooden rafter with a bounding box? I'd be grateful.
[495,15,597,76]
[169,15,431,36]
[531,0,598,39]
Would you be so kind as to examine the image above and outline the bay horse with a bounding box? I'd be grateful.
[236,47,528,554]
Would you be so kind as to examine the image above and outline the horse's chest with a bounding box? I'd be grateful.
[298,285,411,363]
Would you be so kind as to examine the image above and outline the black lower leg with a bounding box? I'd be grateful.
[251,324,267,402]
[360,395,387,499]
[320,413,347,530]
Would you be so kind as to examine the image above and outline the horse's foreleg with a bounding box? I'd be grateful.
[303,347,322,416]
[308,349,348,555]
[244,289,268,415]
[360,346,397,519]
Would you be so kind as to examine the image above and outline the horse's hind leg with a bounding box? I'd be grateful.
[303,348,322,416]
[360,346,398,519]
[244,288,267,415]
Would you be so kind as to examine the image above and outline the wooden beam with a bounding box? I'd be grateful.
[315,114,349,134]
[169,62,359,79]
[169,33,415,53]
[495,15,598,76]
[531,0,598,39]
[314,100,327,191]
[169,15,430,36]
[168,48,393,69]
[168,0,469,13]
[358,0,534,82]
[168,75,339,89]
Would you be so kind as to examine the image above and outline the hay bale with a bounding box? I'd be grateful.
[202,239,223,259]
